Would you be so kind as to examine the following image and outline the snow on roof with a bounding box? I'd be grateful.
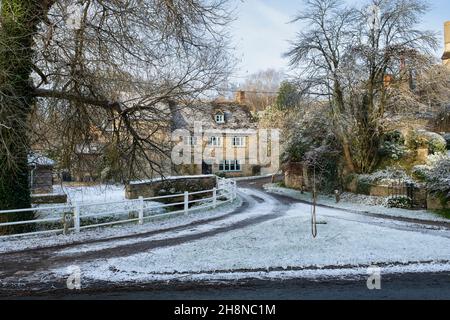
[129,174,216,185]
[172,102,257,131]
[28,152,56,167]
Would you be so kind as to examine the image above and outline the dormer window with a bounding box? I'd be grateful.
[215,113,225,124]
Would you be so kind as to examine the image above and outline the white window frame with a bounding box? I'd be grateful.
[232,136,245,147]
[219,160,241,172]
[208,136,222,147]
[215,113,225,124]
[183,136,197,146]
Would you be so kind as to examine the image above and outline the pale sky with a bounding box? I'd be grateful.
[229,0,450,82]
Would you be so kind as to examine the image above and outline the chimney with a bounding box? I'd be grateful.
[235,90,246,104]
[442,21,450,65]
[445,21,450,50]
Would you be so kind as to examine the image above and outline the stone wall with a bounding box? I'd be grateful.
[345,176,428,209]
[284,162,310,190]
[126,175,217,200]
[32,193,68,205]
[427,194,449,210]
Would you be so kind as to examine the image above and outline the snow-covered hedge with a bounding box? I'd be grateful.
[413,154,450,200]
[386,196,412,209]
[379,130,407,160]
[358,168,415,186]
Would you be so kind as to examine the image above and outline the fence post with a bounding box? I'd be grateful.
[213,188,217,208]
[138,196,144,225]
[233,181,237,200]
[184,191,189,214]
[73,203,80,233]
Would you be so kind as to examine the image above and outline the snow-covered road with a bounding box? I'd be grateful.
[1,178,450,293]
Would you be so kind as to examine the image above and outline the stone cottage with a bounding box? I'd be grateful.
[171,93,269,178]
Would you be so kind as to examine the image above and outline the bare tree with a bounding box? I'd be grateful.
[285,0,438,174]
[0,0,234,229]
[240,69,284,112]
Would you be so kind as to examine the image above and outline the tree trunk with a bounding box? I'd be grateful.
[342,140,356,173]
[0,1,51,234]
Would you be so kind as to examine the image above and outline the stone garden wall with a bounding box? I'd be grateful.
[31,193,68,205]
[427,194,449,211]
[125,175,217,200]
[345,175,430,209]
[284,162,310,190]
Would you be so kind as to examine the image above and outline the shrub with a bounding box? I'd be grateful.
[215,172,227,178]
[413,154,450,205]
[412,165,429,182]
[425,156,450,203]
[408,130,447,154]
[428,135,447,154]
[378,142,407,160]
[344,173,357,188]
[386,196,412,209]
[378,131,407,160]
[358,168,415,185]
[356,178,372,195]
[383,130,405,145]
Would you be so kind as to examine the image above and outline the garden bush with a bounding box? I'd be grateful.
[413,154,450,207]
[358,168,415,186]
[386,196,412,209]
[379,130,407,160]
[356,177,372,195]
[408,130,447,154]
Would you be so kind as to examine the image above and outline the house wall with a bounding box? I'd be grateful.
[174,134,263,177]
[443,21,450,66]
[30,166,53,194]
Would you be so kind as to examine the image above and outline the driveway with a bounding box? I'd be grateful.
[1,176,450,298]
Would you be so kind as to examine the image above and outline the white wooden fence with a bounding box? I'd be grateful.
[0,178,237,239]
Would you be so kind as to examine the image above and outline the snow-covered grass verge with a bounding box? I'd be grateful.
[264,183,449,223]
[53,184,127,203]
[52,201,450,282]
[0,197,242,254]
[34,184,163,219]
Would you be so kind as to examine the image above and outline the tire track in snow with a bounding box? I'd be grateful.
[0,189,287,279]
